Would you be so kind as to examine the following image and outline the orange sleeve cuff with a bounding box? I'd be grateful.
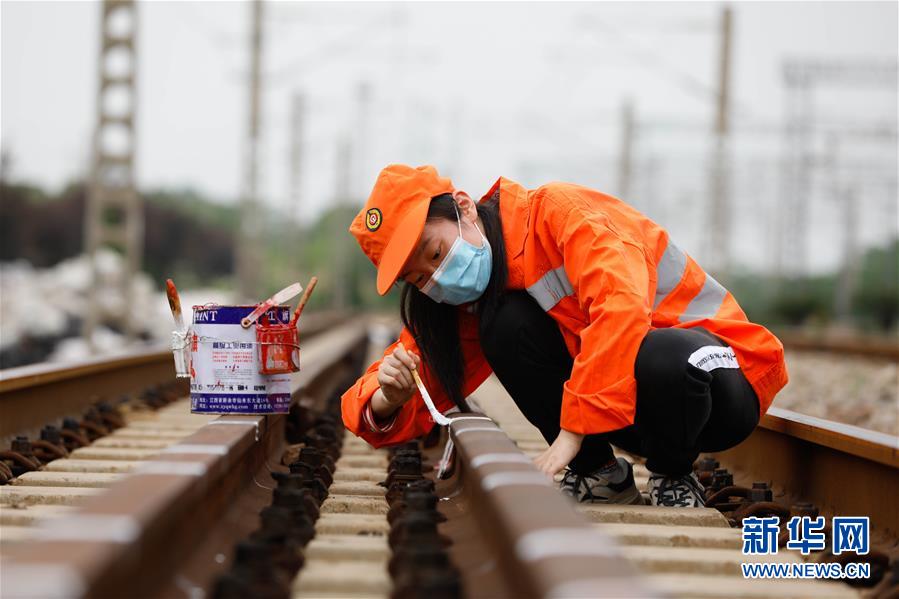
[560,377,637,435]
[362,399,398,433]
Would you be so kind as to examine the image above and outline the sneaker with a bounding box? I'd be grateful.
[648,472,706,507]
[560,457,643,504]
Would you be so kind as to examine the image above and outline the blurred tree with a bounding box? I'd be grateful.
[0,182,235,286]
[288,204,398,312]
[0,182,85,265]
[770,277,834,327]
[852,239,899,331]
[143,191,236,287]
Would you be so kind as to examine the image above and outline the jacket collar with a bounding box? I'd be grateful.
[479,176,529,259]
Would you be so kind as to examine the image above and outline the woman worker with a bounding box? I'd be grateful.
[341,164,788,507]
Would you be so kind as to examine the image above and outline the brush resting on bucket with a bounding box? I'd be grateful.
[256,313,301,375]
[257,276,318,375]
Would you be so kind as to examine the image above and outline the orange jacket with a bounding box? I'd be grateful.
[342,178,788,448]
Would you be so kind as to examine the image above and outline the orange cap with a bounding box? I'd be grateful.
[349,164,455,295]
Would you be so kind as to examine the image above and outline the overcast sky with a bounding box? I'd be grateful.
[2,1,897,273]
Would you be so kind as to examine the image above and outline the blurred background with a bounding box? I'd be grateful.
[1,1,896,431]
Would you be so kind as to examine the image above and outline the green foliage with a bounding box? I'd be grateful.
[770,276,836,326]
[852,239,899,330]
[0,182,85,266]
[144,189,240,232]
[282,204,399,310]
[727,239,898,332]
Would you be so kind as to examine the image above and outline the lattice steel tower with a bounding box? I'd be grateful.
[777,59,897,277]
[83,0,141,343]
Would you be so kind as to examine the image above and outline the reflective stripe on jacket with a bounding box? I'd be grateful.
[341,178,789,447]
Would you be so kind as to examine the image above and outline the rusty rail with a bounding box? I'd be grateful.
[1,318,367,599]
[0,347,185,442]
[714,406,899,537]
[779,331,899,361]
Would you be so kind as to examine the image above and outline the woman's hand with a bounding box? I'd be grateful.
[534,429,584,477]
[373,343,421,416]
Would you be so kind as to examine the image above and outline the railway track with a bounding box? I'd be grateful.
[778,331,899,362]
[774,330,897,436]
[1,317,896,598]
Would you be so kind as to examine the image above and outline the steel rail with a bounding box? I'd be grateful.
[0,347,183,442]
[1,318,368,599]
[778,331,899,361]
[444,415,656,599]
[714,406,899,537]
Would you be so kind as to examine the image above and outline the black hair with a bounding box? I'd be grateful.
[399,192,507,411]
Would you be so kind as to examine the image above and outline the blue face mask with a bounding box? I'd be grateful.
[420,205,492,305]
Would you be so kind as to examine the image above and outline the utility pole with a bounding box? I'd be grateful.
[641,154,660,222]
[289,92,305,221]
[0,148,11,184]
[332,137,352,310]
[83,0,141,345]
[779,60,896,279]
[706,5,732,275]
[237,0,264,300]
[824,135,861,324]
[886,176,899,302]
[616,98,635,201]
[446,101,463,179]
[353,82,372,199]
[834,184,860,322]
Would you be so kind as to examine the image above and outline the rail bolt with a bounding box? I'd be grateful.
[303,432,341,460]
[228,541,292,595]
[96,401,125,429]
[389,492,443,533]
[272,487,320,522]
[404,491,440,513]
[40,426,63,446]
[697,456,719,472]
[710,468,734,491]
[287,460,333,487]
[389,456,423,477]
[389,542,452,578]
[389,512,450,551]
[210,572,254,599]
[62,418,81,431]
[389,480,442,523]
[790,502,820,519]
[749,482,773,503]
[386,475,426,504]
[11,436,33,456]
[298,447,336,473]
[392,568,462,599]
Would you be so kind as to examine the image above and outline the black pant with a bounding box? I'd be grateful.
[479,291,760,476]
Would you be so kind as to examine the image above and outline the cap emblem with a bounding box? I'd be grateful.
[365,207,383,232]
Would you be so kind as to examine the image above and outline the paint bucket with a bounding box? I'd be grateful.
[189,305,293,414]
[256,315,301,375]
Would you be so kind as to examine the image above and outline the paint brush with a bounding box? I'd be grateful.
[411,369,452,426]
[289,276,318,328]
[241,282,303,328]
[399,342,452,426]
[165,279,186,332]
